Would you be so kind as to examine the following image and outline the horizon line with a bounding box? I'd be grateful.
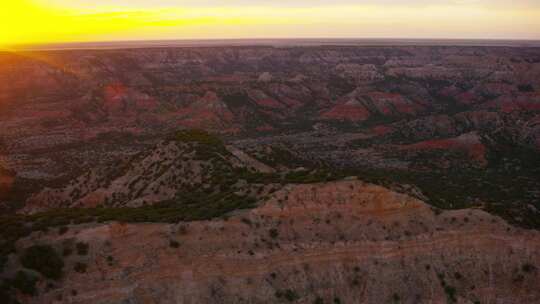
[7,37,540,51]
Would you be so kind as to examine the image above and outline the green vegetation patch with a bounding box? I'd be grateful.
[20,245,64,280]
[174,129,224,147]
[354,139,540,229]
[172,129,228,160]
[9,270,39,296]
[275,289,300,302]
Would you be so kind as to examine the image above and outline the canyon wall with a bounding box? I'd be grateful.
[12,180,540,304]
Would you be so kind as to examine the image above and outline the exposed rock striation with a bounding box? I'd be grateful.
[13,180,540,304]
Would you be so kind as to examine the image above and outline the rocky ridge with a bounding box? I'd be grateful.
[6,180,540,304]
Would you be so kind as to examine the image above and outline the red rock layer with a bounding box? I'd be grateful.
[16,180,540,304]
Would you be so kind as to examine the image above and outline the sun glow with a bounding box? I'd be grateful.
[1,0,539,48]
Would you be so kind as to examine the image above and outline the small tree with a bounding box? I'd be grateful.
[269,228,279,239]
[76,242,89,256]
[73,262,87,273]
[10,270,39,295]
[20,245,64,280]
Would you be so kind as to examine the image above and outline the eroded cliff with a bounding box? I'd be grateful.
[9,180,539,304]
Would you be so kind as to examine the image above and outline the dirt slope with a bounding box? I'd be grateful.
[12,180,540,304]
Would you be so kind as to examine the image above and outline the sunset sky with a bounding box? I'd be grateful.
[2,0,540,47]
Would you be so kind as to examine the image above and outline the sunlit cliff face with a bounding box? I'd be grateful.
[1,0,540,48]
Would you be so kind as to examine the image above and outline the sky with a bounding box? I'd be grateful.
[1,0,539,47]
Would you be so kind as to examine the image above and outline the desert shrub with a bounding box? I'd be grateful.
[58,226,69,235]
[269,228,279,239]
[62,246,73,257]
[177,225,188,235]
[169,240,180,248]
[0,281,13,303]
[241,218,252,226]
[10,270,39,296]
[75,242,89,255]
[522,263,537,273]
[222,92,251,107]
[20,245,64,280]
[444,286,457,303]
[0,256,7,273]
[73,262,87,273]
[518,84,534,92]
[174,129,222,146]
[275,289,300,302]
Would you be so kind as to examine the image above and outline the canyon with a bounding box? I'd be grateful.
[8,180,540,304]
[0,44,539,303]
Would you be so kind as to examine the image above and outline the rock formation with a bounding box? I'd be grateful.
[11,180,540,304]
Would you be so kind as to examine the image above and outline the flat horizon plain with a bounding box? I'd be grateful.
[11,38,540,51]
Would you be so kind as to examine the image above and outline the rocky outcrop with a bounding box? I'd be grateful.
[22,133,278,213]
[174,91,235,130]
[321,99,371,121]
[14,180,540,304]
[321,91,425,122]
[398,132,487,166]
